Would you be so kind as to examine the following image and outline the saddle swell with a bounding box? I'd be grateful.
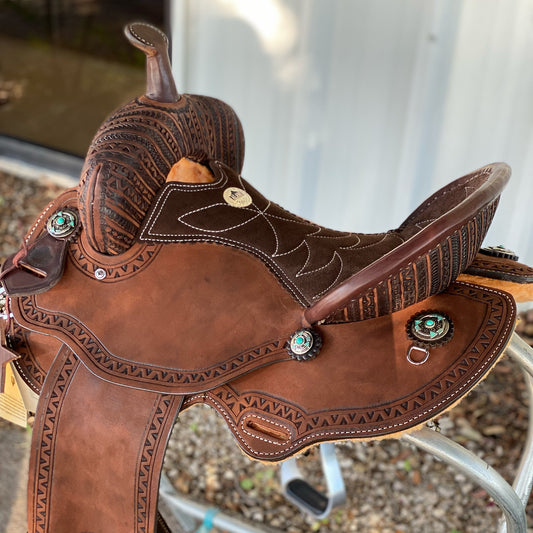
[78,94,245,256]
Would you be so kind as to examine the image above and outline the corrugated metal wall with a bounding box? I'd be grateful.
[171,0,533,265]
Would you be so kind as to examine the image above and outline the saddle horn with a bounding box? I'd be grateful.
[124,22,179,103]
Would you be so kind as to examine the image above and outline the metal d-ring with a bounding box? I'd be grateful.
[407,345,430,365]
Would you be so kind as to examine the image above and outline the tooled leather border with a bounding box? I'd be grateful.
[30,346,182,533]
[30,346,80,533]
[68,239,161,282]
[14,295,289,394]
[9,325,48,394]
[185,283,516,459]
[134,394,182,533]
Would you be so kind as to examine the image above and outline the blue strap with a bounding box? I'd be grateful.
[194,507,219,533]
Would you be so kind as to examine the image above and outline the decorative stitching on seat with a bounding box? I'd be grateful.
[140,170,397,306]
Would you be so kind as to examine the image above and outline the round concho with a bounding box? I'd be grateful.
[479,245,519,262]
[223,187,252,208]
[287,328,322,362]
[406,311,454,348]
[46,209,79,240]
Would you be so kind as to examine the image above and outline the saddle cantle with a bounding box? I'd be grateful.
[0,22,526,533]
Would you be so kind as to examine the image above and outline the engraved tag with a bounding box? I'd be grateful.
[223,187,252,208]
[0,363,27,427]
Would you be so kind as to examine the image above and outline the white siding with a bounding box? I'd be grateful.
[171,0,533,265]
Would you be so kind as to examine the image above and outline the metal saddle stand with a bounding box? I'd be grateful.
[157,331,533,533]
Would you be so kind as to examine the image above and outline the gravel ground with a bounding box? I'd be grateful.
[0,171,532,533]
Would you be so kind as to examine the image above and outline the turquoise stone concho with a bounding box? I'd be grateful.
[287,328,322,361]
[46,209,79,240]
[406,311,454,348]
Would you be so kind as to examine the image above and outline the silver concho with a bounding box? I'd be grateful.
[287,328,322,361]
[407,311,453,346]
[46,209,79,239]
[94,268,107,280]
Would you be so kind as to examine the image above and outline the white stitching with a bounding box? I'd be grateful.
[402,169,491,226]
[26,200,57,242]
[296,248,340,277]
[141,167,228,236]
[311,254,344,299]
[129,23,167,48]
[240,414,291,446]
[139,234,309,306]
[188,284,513,457]
[177,203,263,233]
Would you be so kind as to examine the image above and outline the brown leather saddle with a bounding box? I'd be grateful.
[1,23,532,533]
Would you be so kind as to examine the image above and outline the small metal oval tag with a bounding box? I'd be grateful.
[223,187,252,208]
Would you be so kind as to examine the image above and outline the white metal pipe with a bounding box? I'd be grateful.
[159,474,282,533]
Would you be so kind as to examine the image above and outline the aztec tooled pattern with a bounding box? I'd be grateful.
[68,239,161,281]
[326,198,499,322]
[135,394,181,533]
[184,283,515,460]
[466,255,533,282]
[31,347,79,533]
[17,295,287,392]
[8,325,48,394]
[78,95,245,255]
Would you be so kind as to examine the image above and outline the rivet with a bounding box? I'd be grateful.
[94,268,107,280]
